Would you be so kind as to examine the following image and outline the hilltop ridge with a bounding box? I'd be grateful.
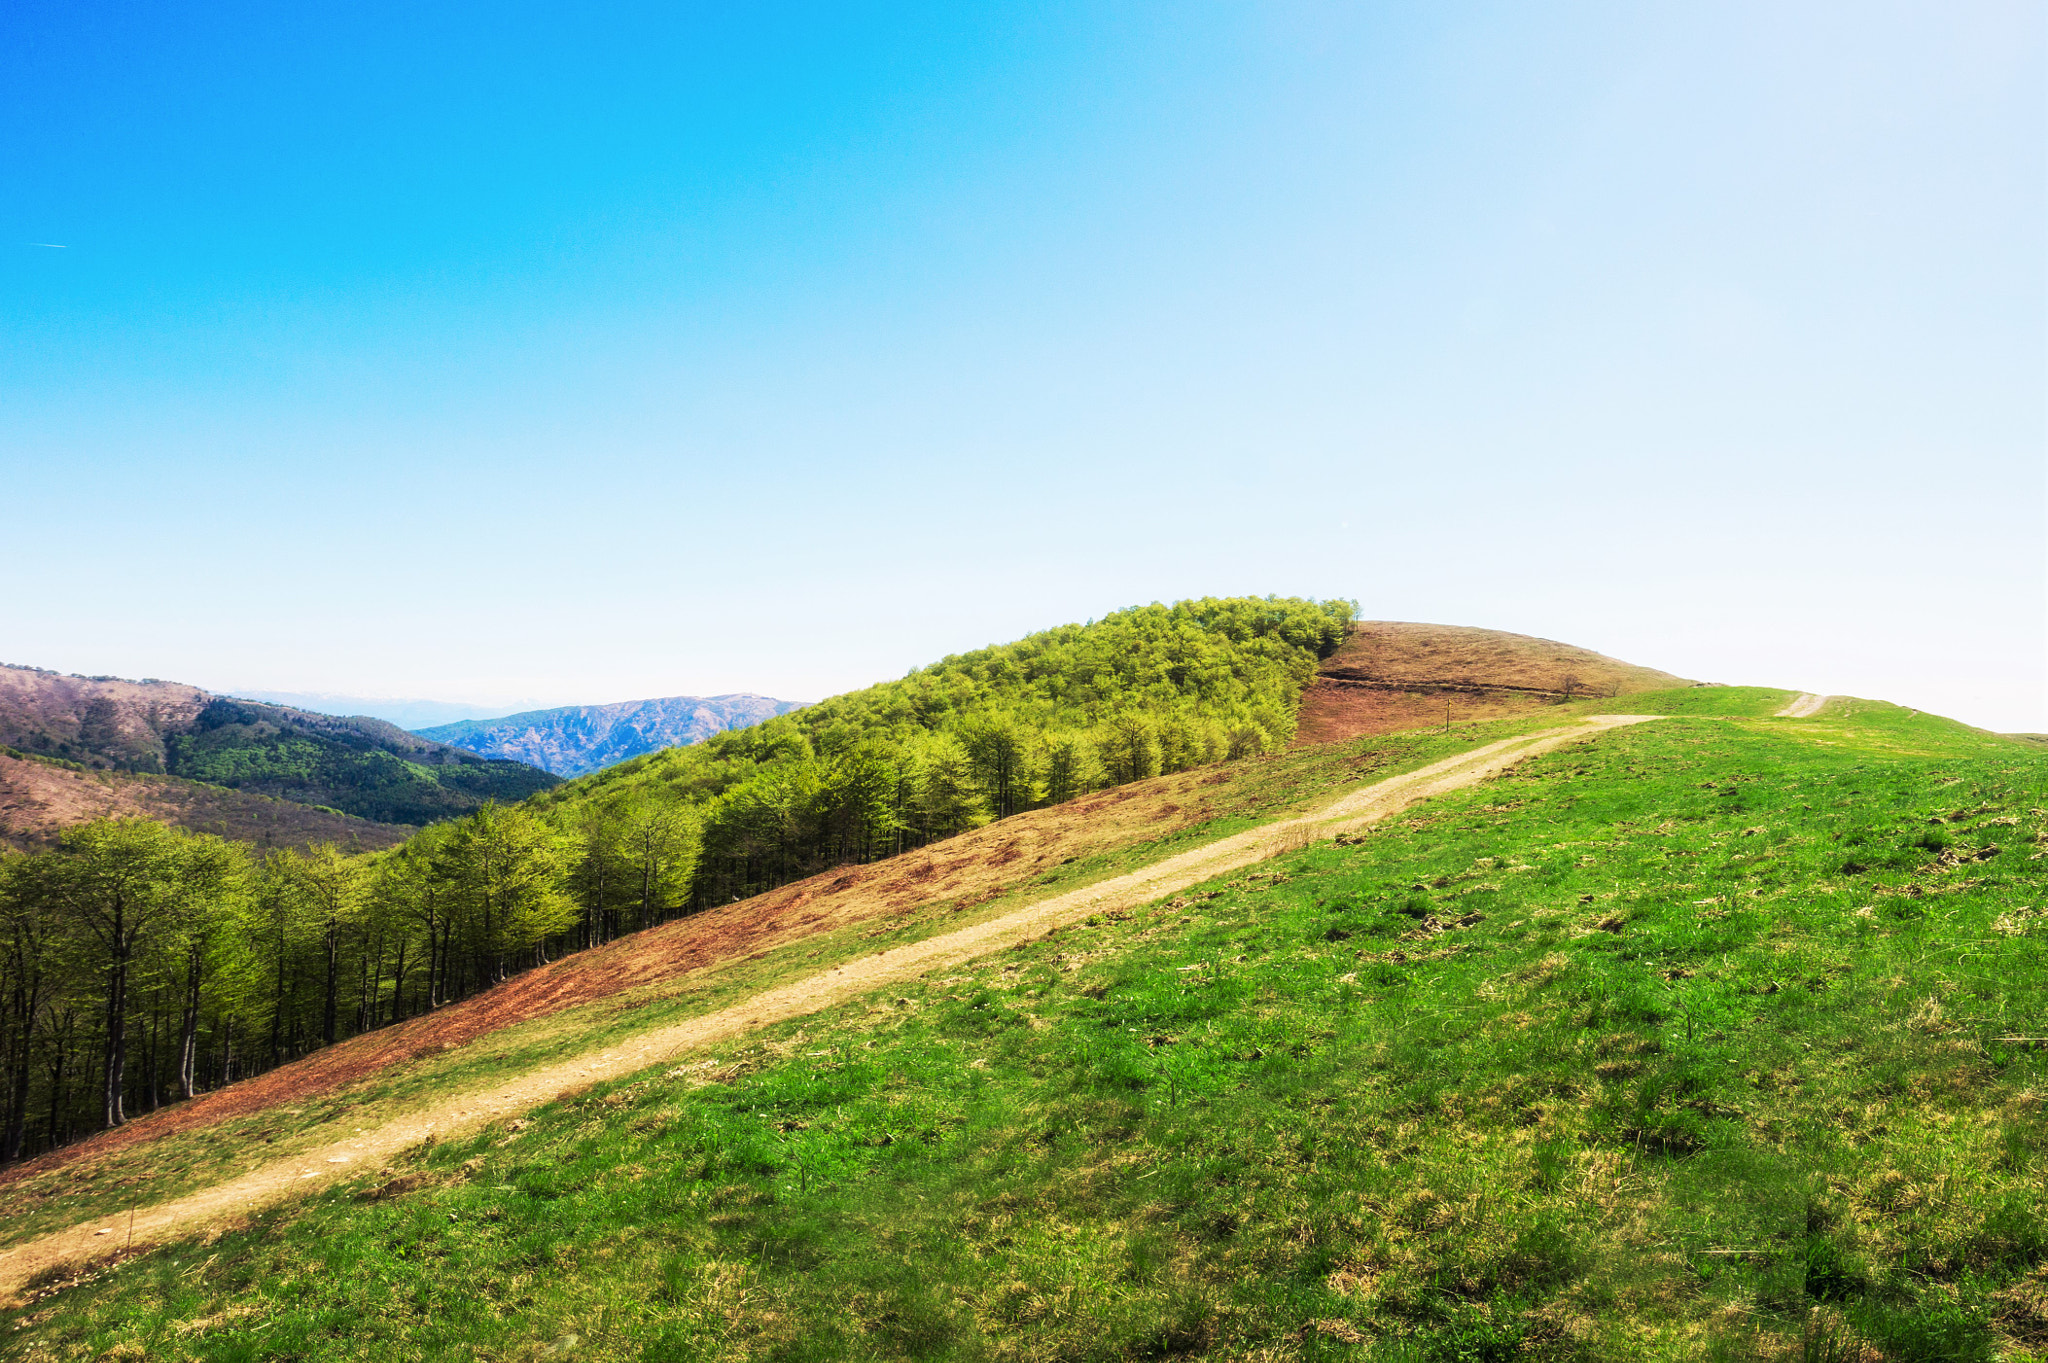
[0,664,209,771]
[1295,619,1690,743]
[0,664,558,835]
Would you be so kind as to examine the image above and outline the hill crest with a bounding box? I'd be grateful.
[1295,620,1690,743]
[0,664,558,836]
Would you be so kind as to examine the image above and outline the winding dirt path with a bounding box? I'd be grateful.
[0,716,1652,1299]
[1775,693,1829,719]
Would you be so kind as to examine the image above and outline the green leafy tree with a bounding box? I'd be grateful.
[564,799,631,947]
[1039,734,1094,806]
[161,837,251,1097]
[376,823,458,1012]
[827,743,899,865]
[1098,712,1161,786]
[442,803,575,980]
[617,791,700,933]
[914,735,988,842]
[41,820,186,1127]
[251,851,318,1064]
[283,844,371,1048]
[959,714,1033,819]
[0,850,70,1159]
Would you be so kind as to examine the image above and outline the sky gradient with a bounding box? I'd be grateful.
[5,2,2042,730]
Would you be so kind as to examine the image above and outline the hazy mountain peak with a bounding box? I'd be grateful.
[414,694,807,776]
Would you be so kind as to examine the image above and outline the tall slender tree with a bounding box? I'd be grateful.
[162,837,250,1098]
[286,844,371,1047]
[46,820,184,1127]
[0,851,67,1159]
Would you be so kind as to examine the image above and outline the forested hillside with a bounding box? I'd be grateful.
[545,596,1354,907]
[0,597,1351,1162]
[166,699,557,825]
[415,692,807,776]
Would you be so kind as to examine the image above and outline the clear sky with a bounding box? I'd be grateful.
[4,2,2042,730]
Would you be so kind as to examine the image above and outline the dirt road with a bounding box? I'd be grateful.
[1775,693,1829,719]
[0,715,1651,1298]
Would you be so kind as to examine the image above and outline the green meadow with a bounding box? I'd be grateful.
[10,699,2045,1361]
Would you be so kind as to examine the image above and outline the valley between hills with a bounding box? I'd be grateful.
[1,601,2042,1361]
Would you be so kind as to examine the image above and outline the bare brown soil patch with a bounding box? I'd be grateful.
[1295,621,1687,746]
[0,754,410,853]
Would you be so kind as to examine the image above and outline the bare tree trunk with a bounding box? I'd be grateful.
[46,1031,67,1147]
[3,1049,28,1161]
[178,943,203,1100]
[388,938,408,1025]
[103,946,129,1128]
[322,919,339,1047]
[270,942,287,1066]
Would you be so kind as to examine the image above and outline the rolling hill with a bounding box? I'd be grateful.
[0,664,559,834]
[0,664,209,772]
[414,693,807,776]
[4,617,2040,1360]
[0,748,412,852]
[165,697,560,825]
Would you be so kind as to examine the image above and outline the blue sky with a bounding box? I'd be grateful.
[4,2,2042,729]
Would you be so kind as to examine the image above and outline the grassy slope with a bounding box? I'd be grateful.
[12,697,2047,1361]
[0,722,1514,1243]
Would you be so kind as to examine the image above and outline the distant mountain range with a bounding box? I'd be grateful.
[226,691,555,731]
[0,663,559,834]
[414,694,808,776]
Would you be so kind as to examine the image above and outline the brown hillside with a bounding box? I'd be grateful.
[0,664,208,770]
[1294,621,1687,745]
[0,753,412,852]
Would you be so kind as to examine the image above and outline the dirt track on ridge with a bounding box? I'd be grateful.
[0,715,1652,1300]
[1776,693,1829,718]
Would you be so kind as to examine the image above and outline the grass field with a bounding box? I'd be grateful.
[8,697,2044,1361]
[0,720,1538,1245]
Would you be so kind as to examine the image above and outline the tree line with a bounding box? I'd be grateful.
[1,596,1354,1161]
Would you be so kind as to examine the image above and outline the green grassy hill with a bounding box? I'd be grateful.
[13,694,2044,1361]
